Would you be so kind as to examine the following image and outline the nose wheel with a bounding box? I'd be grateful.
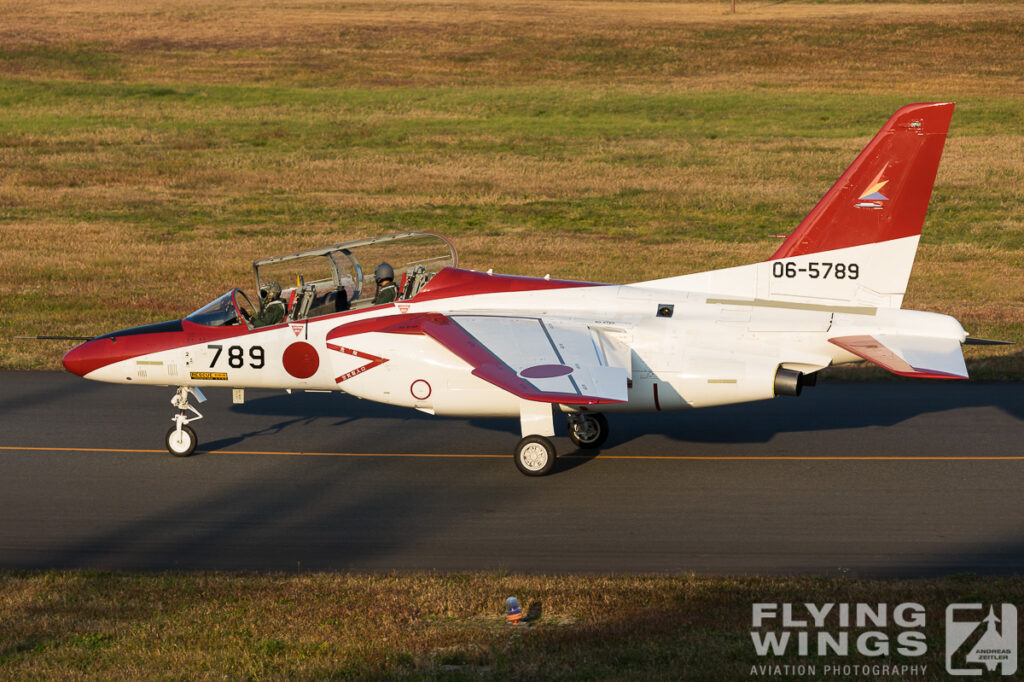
[567,412,608,449]
[166,425,197,457]
[166,386,205,457]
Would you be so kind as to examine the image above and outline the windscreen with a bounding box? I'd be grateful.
[185,291,240,327]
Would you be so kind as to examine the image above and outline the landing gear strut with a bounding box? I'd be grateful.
[567,412,608,449]
[165,386,206,457]
[513,400,559,476]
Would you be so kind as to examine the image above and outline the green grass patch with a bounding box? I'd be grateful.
[1,81,1020,242]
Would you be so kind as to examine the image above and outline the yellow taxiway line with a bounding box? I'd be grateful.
[1,445,1023,461]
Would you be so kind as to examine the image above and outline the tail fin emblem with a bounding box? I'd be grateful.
[855,167,890,208]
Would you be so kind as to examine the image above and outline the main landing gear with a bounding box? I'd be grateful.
[165,386,206,457]
[513,410,610,477]
[514,436,557,476]
[567,412,609,449]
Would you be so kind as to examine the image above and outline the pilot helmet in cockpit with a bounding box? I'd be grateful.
[374,263,394,284]
[259,281,282,301]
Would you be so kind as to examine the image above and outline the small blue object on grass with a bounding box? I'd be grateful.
[505,596,523,622]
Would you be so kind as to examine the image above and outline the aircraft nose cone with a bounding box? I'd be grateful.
[62,339,113,377]
[62,341,93,377]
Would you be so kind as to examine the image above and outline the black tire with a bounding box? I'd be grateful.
[567,413,608,449]
[165,425,197,457]
[514,436,556,476]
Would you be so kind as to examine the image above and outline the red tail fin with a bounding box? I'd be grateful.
[770,102,954,260]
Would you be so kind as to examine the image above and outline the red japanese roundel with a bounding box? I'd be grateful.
[282,342,319,379]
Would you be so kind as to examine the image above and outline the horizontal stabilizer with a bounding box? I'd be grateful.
[829,334,968,379]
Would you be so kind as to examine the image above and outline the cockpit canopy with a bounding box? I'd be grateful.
[254,231,456,315]
[186,231,458,328]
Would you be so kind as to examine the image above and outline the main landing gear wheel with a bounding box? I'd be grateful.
[514,436,556,477]
[165,425,197,457]
[166,386,205,458]
[567,413,608,449]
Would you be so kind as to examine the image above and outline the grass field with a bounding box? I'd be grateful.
[3,571,1024,680]
[1,0,1022,374]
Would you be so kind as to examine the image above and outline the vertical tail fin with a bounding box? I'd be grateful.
[635,104,954,308]
[770,102,954,260]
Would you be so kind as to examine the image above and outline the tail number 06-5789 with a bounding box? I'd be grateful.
[772,261,859,280]
[208,344,265,369]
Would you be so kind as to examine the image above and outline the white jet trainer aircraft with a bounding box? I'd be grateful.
[63,102,997,475]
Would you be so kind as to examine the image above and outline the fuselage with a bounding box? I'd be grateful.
[62,267,965,418]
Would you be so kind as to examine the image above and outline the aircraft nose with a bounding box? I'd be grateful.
[62,341,92,377]
[62,338,113,377]
[61,319,184,379]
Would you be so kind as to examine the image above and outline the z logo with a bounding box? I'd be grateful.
[946,604,1017,676]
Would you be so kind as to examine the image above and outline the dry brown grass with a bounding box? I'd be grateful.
[0,135,815,229]
[1,1,1021,91]
[3,570,1023,679]
[0,222,766,321]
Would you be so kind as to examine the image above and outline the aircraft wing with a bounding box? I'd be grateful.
[828,334,968,379]
[380,313,629,404]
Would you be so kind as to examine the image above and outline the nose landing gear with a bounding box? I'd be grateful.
[165,386,206,457]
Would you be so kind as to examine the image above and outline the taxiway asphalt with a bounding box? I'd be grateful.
[1,372,1022,576]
